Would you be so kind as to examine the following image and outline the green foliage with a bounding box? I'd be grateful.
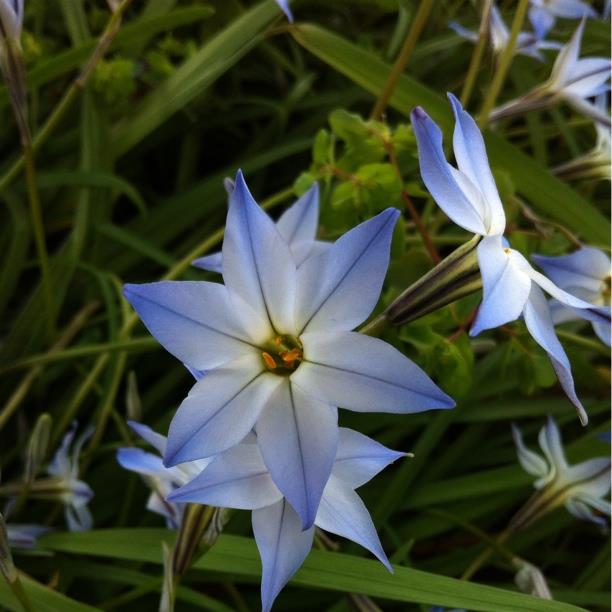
[0,1,608,610]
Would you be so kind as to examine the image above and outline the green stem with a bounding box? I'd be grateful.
[557,329,610,357]
[22,141,55,339]
[370,0,435,119]
[6,575,34,612]
[0,0,134,196]
[478,0,530,126]
[460,0,492,107]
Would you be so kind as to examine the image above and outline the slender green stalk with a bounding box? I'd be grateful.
[6,575,34,612]
[370,0,435,119]
[0,0,134,196]
[460,0,492,107]
[478,0,530,126]
[22,141,55,339]
[557,330,610,357]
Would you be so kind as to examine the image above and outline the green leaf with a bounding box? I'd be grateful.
[291,24,611,245]
[0,574,99,612]
[111,1,281,156]
[40,530,585,611]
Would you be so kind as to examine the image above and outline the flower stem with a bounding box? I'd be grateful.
[460,0,492,107]
[0,0,134,196]
[370,0,435,119]
[478,0,530,126]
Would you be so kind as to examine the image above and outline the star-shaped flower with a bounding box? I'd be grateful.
[450,5,562,61]
[532,247,611,345]
[411,94,609,424]
[168,427,403,612]
[513,416,611,527]
[117,422,212,529]
[192,182,328,274]
[46,423,94,532]
[124,171,454,529]
[491,19,611,126]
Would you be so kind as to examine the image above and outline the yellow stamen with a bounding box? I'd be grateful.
[280,348,302,364]
[262,352,277,370]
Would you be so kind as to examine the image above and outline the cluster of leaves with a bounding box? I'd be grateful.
[0,1,609,611]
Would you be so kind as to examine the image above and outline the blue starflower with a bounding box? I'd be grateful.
[513,416,611,528]
[124,171,454,530]
[532,247,611,345]
[117,422,212,529]
[193,182,328,274]
[47,423,94,532]
[450,4,562,61]
[168,427,403,612]
[411,94,609,424]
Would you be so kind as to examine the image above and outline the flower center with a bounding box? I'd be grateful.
[260,335,303,375]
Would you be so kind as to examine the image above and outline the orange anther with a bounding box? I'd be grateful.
[262,352,277,369]
[280,348,302,364]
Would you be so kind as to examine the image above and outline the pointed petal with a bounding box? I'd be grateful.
[547,0,597,19]
[256,381,338,529]
[511,424,549,478]
[253,500,314,612]
[192,251,224,274]
[317,475,391,571]
[123,281,257,370]
[593,320,611,346]
[471,237,532,336]
[550,19,585,88]
[168,444,282,510]
[565,93,612,127]
[566,458,611,496]
[523,285,588,425]
[532,248,610,293]
[116,448,167,477]
[411,106,488,235]
[537,416,568,473]
[333,428,405,488]
[565,498,608,527]
[563,58,611,98]
[128,421,167,455]
[295,209,399,333]
[47,423,76,479]
[222,170,297,335]
[275,0,294,22]
[449,21,478,43]
[448,93,506,234]
[294,331,455,413]
[165,354,283,465]
[529,6,555,39]
[276,183,320,265]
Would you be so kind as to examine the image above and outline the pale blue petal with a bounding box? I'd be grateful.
[333,428,405,489]
[123,280,257,371]
[275,0,294,21]
[294,331,455,413]
[69,424,94,480]
[470,236,532,336]
[117,448,166,477]
[449,22,478,43]
[222,170,297,335]
[563,58,612,98]
[529,6,555,39]
[511,424,548,478]
[538,416,568,472]
[168,444,282,510]
[565,93,612,127]
[532,248,610,292]
[256,380,338,529]
[192,252,224,274]
[448,93,506,234]
[276,183,320,265]
[550,19,584,87]
[317,475,391,571]
[566,458,611,496]
[253,500,314,612]
[411,106,488,235]
[294,209,398,333]
[523,285,588,425]
[47,423,76,479]
[546,0,597,18]
[565,499,608,527]
[128,421,167,455]
[146,491,180,528]
[6,524,48,549]
[66,505,92,532]
[165,354,283,466]
[593,321,611,346]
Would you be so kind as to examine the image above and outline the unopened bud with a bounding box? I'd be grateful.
[125,372,142,422]
[25,413,51,483]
